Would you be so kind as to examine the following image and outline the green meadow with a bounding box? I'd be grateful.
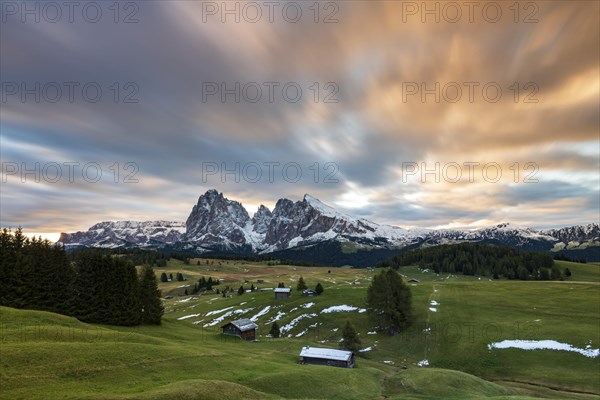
[1,258,598,399]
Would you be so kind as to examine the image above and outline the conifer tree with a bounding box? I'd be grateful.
[297,276,307,291]
[139,265,164,325]
[340,320,361,352]
[366,268,412,335]
[315,282,324,295]
[238,285,244,295]
[269,322,280,338]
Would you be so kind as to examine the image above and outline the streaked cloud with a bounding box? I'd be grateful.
[1,1,598,234]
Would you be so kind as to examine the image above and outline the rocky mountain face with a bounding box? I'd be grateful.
[185,189,253,250]
[251,205,273,234]
[58,221,185,249]
[543,224,600,244]
[58,190,599,260]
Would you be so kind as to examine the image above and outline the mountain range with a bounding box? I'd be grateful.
[58,189,600,265]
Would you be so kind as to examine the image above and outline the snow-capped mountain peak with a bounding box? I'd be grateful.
[58,190,599,262]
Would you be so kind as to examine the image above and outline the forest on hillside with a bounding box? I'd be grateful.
[0,229,163,326]
[379,243,566,281]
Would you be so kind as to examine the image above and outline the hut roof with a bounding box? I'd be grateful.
[299,346,353,362]
[224,318,258,332]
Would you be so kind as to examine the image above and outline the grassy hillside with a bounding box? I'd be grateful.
[554,260,600,283]
[1,259,598,399]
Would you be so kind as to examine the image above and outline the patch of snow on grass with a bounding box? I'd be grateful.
[205,306,234,317]
[359,347,372,352]
[321,305,367,314]
[177,313,202,321]
[417,360,429,367]
[430,300,439,306]
[302,302,315,309]
[429,307,437,312]
[250,306,271,322]
[295,329,308,337]
[280,313,317,333]
[367,331,377,335]
[175,297,195,303]
[488,340,599,358]
[266,311,286,324]
[204,308,253,327]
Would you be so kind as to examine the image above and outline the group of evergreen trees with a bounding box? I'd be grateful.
[191,276,219,294]
[0,229,163,326]
[1,229,73,315]
[72,247,171,268]
[297,276,324,295]
[381,243,560,280]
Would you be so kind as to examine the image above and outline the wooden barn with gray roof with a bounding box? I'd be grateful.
[299,346,355,368]
[221,318,258,341]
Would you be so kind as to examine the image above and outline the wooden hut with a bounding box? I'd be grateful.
[274,287,291,299]
[221,318,257,341]
[299,346,355,368]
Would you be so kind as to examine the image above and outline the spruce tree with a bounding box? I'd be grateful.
[366,268,412,335]
[340,320,361,352]
[238,285,244,295]
[564,267,572,277]
[297,276,307,291]
[160,272,168,282]
[139,265,164,325]
[0,228,17,307]
[269,322,280,338]
[315,283,324,295]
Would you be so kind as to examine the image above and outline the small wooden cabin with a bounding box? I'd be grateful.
[221,318,258,341]
[299,346,355,368]
[274,287,291,299]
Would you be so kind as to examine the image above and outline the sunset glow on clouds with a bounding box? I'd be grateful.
[1,1,598,236]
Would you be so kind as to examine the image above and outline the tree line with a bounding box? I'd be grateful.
[0,229,163,326]
[379,243,565,280]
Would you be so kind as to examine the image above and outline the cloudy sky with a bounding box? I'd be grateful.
[1,0,598,239]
